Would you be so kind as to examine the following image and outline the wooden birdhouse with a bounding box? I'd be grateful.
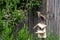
[33,11,47,38]
[33,23,47,38]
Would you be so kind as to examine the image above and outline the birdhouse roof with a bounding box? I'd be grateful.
[35,30,45,34]
[33,23,47,29]
[37,23,46,29]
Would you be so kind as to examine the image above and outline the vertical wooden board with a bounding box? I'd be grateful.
[28,13,34,33]
[47,0,59,35]
[59,0,60,35]
[58,0,60,35]
[47,0,55,33]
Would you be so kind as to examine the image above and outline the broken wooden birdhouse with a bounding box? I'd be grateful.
[33,11,47,38]
[33,23,47,38]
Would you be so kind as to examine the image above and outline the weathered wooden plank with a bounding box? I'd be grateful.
[47,0,59,36]
[58,0,60,35]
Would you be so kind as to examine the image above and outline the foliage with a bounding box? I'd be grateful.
[18,24,34,40]
[29,0,42,13]
[0,0,59,40]
[1,23,34,40]
[1,9,25,40]
[46,32,59,40]
[0,0,41,40]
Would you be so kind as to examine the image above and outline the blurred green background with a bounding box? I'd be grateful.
[0,0,59,40]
